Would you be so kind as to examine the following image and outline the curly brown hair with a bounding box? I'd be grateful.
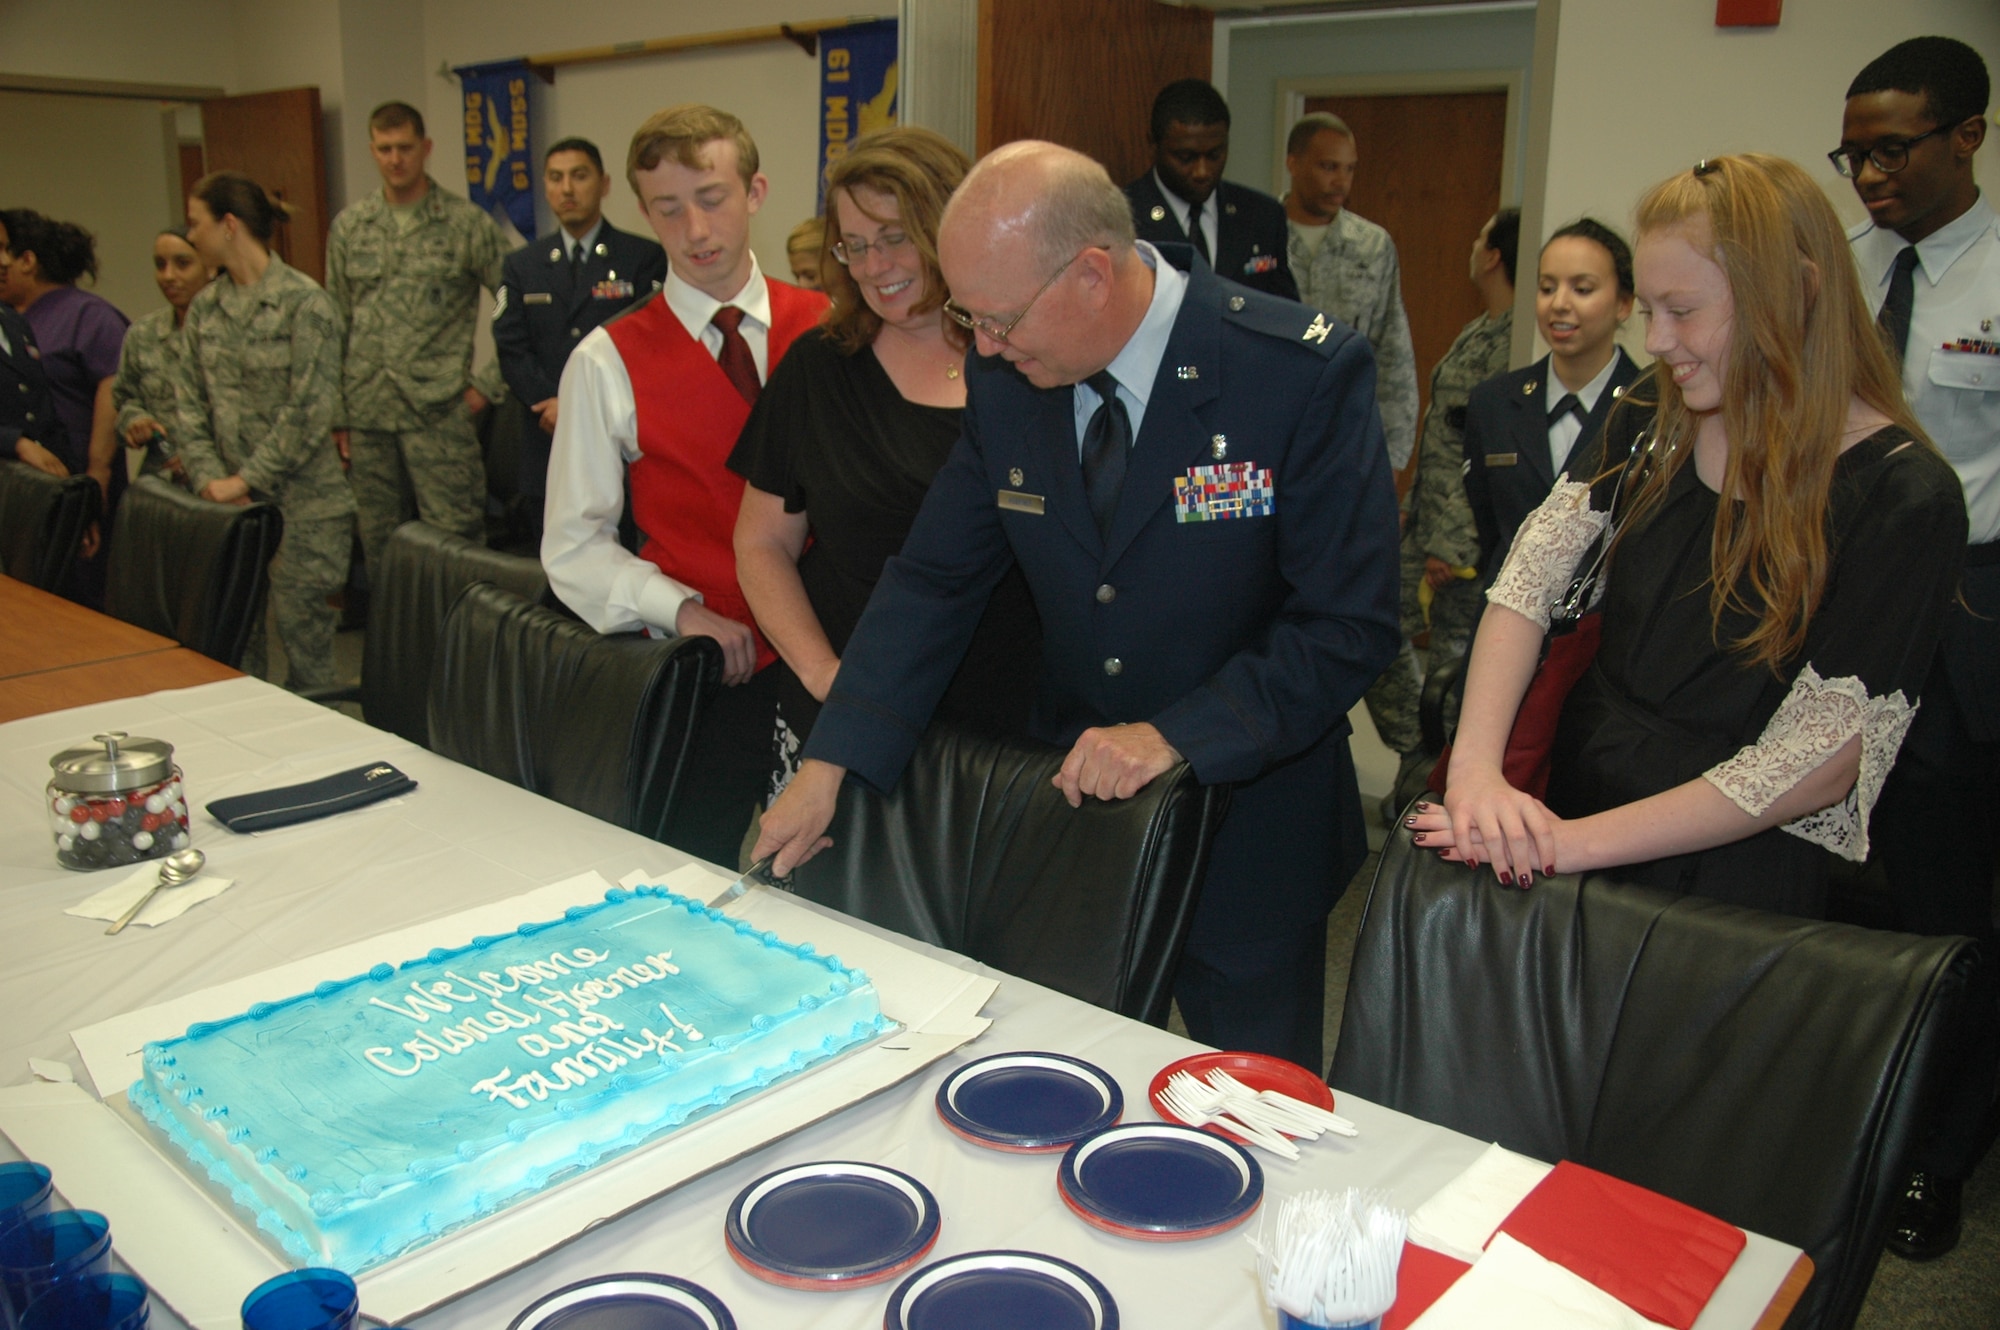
[819,127,971,355]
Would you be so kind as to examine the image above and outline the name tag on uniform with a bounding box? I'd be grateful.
[523,292,553,305]
[998,490,1045,515]
[1485,452,1519,467]
[1175,462,1274,522]
[593,279,635,300]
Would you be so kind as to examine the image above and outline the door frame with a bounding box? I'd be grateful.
[1270,70,1524,207]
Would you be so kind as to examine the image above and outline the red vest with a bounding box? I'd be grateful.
[607,279,827,671]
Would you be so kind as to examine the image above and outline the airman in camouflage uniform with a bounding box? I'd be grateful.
[326,173,508,575]
[173,253,354,688]
[1287,210,1419,471]
[111,305,188,479]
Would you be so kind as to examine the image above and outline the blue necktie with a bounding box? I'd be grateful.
[1081,371,1130,536]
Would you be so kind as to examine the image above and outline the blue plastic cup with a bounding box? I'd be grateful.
[0,1166,53,1240]
[20,1273,150,1330]
[0,1209,113,1325]
[239,1269,358,1330]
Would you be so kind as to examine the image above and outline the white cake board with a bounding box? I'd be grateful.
[0,866,996,1330]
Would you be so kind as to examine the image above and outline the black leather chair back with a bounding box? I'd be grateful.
[786,725,1230,1024]
[104,475,282,667]
[0,465,97,591]
[428,581,719,837]
[364,520,550,747]
[1332,827,1975,1330]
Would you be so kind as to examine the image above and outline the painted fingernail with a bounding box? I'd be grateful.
[1411,832,1425,844]
[1499,871,1514,886]
[1520,872,1533,888]
[1545,864,1557,876]
[1403,814,1418,827]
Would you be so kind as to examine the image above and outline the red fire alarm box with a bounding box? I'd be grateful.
[1717,0,1782,25]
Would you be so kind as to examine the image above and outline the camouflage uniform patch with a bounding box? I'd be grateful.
[111,306,187,478]
[1362,308,1515,757]
[172,254,353,686]
[326,177,510,571]
[1288,209,1419,469]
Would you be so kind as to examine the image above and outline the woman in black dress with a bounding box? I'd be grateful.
[730,128,1039,795]
[1412,154,1966,917]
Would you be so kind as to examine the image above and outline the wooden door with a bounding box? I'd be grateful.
[1305,91,1506,484]
[200,87,329,283]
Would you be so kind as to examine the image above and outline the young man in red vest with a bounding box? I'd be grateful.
[543,104,829,864]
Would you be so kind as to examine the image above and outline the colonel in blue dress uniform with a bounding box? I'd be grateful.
[1,304,72,475]
[493,137,665,523]
[757,142,1399,1070]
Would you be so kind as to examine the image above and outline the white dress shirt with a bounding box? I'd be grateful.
[1152,170,1220,263]
[542,257,773,634]
[1544,351,1621,476]
[1851,193,2000,544]
[1071,242,1189,448]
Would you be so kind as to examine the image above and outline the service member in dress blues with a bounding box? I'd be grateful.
[493,137,666,532]
[1125,80,1298,302]
[1462,218,1643,574]
[757,142,1400,1071]
[1838,36,2000,1264]
[0,302,72,479]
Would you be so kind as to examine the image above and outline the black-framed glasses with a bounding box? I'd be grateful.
[832,231,915,265]
[942,250,1083,344]
[1827,124,1952,179]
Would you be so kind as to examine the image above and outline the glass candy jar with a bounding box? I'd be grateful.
[47,732,189,872]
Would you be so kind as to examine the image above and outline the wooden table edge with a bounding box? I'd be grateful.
[1751,1251,1814,1329]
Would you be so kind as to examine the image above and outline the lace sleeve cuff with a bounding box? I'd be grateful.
[1484,477,1609,629]
[1702,663,1918,861]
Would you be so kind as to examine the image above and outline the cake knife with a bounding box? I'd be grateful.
[708,853,776,907]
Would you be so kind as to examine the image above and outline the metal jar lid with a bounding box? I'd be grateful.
[48,732,175,794]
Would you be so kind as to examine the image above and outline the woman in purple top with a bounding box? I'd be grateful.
[0,211,129,492]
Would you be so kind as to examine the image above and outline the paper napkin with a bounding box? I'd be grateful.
[1408,1233,1673,1330]
[1496,1161,1746,1330]
[1407,1142,1555,1263]
[1383,1241,1474,1330]
[65,864,235,928]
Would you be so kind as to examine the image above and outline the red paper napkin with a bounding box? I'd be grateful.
[1496,1161,1746,1330]
[1382,1241,1473,1330]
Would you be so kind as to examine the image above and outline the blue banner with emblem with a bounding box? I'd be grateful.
[454,59,535,237]
[816,19,899,209]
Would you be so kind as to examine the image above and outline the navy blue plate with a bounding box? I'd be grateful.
[506,1274,735,1330]
[724,1161,941,1288]
[1058,1123,1263,1238]
[884,1250,1118,1330]
[936,1052,1124,1152]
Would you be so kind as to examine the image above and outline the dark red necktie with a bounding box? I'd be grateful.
[710,306,761,406]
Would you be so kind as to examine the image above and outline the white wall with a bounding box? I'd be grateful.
[0,92,182,320]
[1543,0,1999,250]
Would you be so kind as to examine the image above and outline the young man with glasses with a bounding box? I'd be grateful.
[1838,34,1999,1264]
[542,104,827,866]
[756,141,1401,1072]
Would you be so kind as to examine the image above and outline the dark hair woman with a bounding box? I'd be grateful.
[175,171,355,689]
[729,126,1041,798]
[112,229,212,481]
[0,208,130,593]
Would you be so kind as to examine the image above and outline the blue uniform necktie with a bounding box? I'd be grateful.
[1877,245,1919,366]
[1081,370,1130,536]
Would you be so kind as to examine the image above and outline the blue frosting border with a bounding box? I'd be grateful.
[131,886,893,1271]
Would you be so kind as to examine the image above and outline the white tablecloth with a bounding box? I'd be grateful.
[0,678,1800,1328]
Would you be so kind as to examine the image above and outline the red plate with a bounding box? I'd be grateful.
[1148,1051,1335,1148]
